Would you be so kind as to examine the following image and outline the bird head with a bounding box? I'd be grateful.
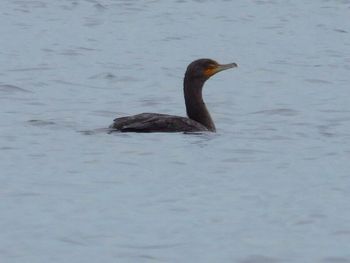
[185,58,237,82]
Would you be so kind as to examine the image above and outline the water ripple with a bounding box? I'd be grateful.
[0,84,32,93]
[251,108,299,116]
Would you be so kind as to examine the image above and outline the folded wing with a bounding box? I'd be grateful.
[110,113,208,133]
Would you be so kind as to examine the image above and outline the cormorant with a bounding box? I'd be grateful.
[110,59,237,132]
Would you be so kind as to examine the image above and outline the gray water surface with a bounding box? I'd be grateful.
[1,1,350,262]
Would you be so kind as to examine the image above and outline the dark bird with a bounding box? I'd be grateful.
[110,59,237,132]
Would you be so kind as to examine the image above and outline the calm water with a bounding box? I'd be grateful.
[1,0,350,262]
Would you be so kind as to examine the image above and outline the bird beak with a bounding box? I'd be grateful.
[215,62,238,73]
[204,62,238,77]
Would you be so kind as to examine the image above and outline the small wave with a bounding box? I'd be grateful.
[251,108,298,116]
[27,119,56,126]
[0,84,32,93]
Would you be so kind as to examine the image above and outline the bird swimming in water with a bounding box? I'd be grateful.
[110,59,237,132]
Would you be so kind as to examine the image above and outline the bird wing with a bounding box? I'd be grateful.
[110,113,208,133]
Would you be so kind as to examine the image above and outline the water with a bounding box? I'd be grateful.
[1,0,350,262]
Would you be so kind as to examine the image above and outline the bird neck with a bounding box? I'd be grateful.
[183,77,216,131]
